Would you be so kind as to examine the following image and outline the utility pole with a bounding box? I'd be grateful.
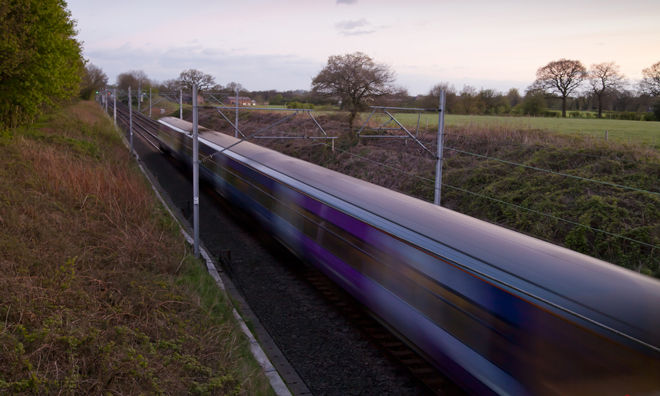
[104,86,108,113]
[235,88,239,138]
[129,86,133,156]
[434,90,446,206]
[180,89,183,120]
[137,84,141,113]
[149,88,152,117]
[113,88,117,126]
[192,84,200,258]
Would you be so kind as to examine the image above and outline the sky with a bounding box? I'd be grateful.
[68,0,660,95]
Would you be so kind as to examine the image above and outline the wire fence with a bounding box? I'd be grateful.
[309,139,660,250]
[124,94,660,273]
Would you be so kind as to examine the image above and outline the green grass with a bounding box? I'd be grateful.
[363,112,660,147]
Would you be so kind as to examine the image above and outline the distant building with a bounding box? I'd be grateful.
[182,94,204,104]
[225,96,255,106]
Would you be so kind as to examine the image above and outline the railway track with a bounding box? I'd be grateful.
[299,267,466,396]
[111,102,162,151]
[110,104,467,396]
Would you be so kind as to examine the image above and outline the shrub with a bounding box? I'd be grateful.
[542,110,559,117]
[620,112,639,121]
[521,95,546,116]
[643,113,656,121]
[286,101,314,110]
[569,111,581,118]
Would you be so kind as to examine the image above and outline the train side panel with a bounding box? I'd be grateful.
[158,122,660,396]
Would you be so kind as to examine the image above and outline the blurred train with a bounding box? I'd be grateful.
[157,117,660,396]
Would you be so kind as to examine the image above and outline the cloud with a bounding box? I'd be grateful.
[336,0,357,4]
[85,43,319,90]
[335,19,368,30]
[335,18,375,36]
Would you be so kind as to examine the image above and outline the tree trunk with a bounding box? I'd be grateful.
[348,111,357,134]
[598,95,603,118]
[562,96,567,117]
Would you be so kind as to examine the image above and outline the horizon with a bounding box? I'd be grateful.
[68,0,660,95]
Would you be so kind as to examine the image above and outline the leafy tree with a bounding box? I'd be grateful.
[177,69,215,93]
[479,88,500,115]
[0,0,84,128]
[269,94,284,105]
[116,70,151,91]
[587,62,625,118]
[459,85,478,114]
[79,63,108,100]
[521,92,547,116]
[311,52,405,130]
[531,59,587,117]
[639,61,660,97]
[507,88,522,107]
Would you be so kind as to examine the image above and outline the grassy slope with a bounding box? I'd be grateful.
[0,101,274,395]
[198,110,660,279]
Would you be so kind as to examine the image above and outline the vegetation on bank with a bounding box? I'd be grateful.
[0,0,84,129]
[0,101,274,395]
[197,109,660,279]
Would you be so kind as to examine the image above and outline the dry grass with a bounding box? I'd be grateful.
[197,109,660,278]
[0,101,274,395]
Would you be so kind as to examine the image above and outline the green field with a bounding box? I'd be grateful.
[364,112,660,147]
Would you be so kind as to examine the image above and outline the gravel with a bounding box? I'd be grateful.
[131,131,428,396]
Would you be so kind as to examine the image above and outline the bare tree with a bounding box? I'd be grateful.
[225,82,245,94]
[588,62,625,118]
[210,83,225,92]
[639,61,660,97]
[311,52,406,130]
[79,63,108,100]
[157,78,181,92]
[531,59,587,117]
[427,82,458,112]
[116,70,151,91]
[177,69,216,93]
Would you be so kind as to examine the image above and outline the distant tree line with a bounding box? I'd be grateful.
[107,57,660,123]
[411,60,660,120]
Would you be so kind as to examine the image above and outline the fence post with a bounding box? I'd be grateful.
[129,87,133,156]
[113,89,116,126]
[192,84,200,259]
[180,89,183,120]
[235,88,239,138]
[434,90,446,206]
[605,130,608,140]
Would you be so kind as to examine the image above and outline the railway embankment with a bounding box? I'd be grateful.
[196,109,660,279]
[0,100,275,395]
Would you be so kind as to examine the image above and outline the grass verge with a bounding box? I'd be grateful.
[0,100,274,395]
[376,112,660,147]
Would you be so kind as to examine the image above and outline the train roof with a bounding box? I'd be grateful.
[160,117,660,349]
